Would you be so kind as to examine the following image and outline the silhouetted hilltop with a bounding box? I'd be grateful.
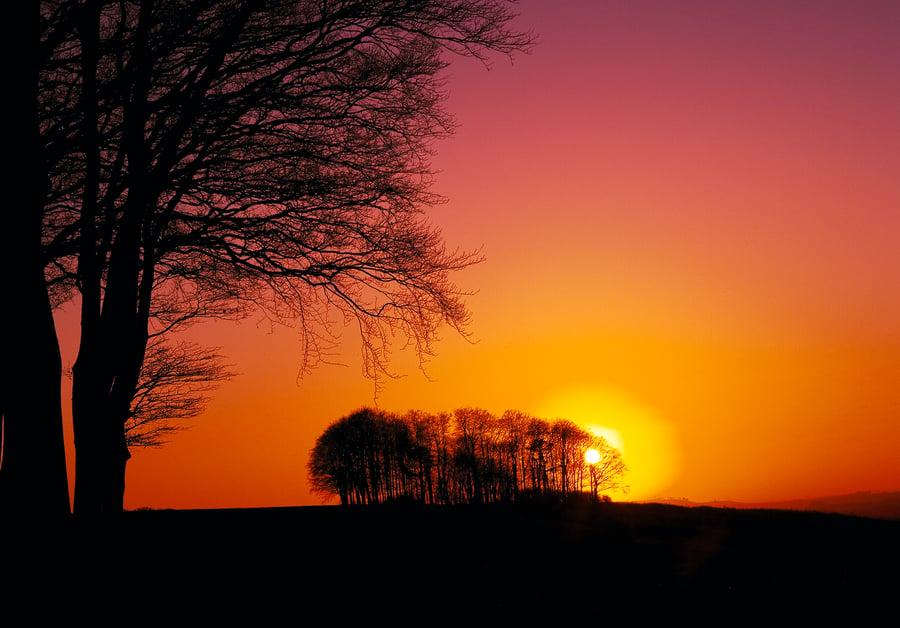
[644,490,900,520]
[10,500,899,621]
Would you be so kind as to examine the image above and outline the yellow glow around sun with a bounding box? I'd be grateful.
[589,425,625,453]
[585,448,601,464]
[535,383,683,501]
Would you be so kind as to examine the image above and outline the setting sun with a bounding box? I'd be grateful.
[536,384,684,501]
[585,448,601,465]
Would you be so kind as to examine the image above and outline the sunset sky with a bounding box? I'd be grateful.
[57,0,900,509]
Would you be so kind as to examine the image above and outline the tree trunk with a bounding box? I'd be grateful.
[71,358,131,515]
[0,0,71,518]
[0,246,71,517]
[72,427,130,515]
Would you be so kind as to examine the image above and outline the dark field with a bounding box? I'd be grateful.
[11,501,899,620]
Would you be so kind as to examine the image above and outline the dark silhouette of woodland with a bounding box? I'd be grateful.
[2,1,531,516]
[309,407,627,505]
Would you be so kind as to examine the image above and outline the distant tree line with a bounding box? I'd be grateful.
[308,408,627,505]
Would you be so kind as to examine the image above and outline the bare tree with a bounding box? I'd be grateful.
[35,0,532,514]
[125,338,235,448]
[525,417,552,494]
[585,436,628,499]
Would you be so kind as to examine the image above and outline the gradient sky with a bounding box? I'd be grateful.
[57,0,900,509]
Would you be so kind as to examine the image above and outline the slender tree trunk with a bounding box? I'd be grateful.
[0,0,70,517]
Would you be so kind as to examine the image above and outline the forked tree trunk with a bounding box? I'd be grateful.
[71,263,146,516]
[70,0,153,516]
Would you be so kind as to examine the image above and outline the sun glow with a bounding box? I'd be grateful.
[585,448,601,465]
[588,425,625,454]
[535,384,684,501]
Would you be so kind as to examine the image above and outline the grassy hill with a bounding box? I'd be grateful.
[10,500,899,620]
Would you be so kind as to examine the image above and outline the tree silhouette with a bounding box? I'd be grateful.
[125,338,236,448]
[28,0,531,514]
[308,408,629,506]
[0,1,71,517]
[308,407,407,505]
[402,410,438,504]
[586,435,628,499]
[308,412,358,505]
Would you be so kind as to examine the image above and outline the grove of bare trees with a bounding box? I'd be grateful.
[308,408,628,505]
[1,1,531,516]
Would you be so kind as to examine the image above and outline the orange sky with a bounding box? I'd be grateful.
[56,0,899,509]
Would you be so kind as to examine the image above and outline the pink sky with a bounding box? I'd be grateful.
[57,0,900,508]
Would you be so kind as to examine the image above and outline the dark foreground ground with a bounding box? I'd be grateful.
[9,501,900,620]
